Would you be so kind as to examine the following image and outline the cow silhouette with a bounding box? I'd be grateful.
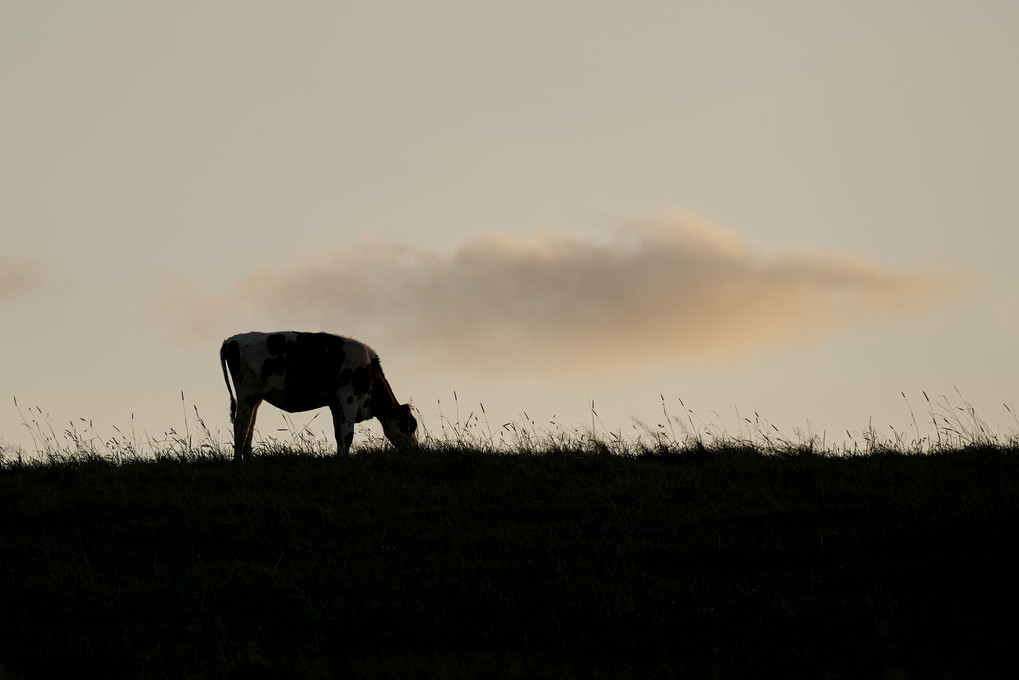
[220,331,417,460]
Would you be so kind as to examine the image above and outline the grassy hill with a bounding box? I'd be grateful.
[2,442,1018,679]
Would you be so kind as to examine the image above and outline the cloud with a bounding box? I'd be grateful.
[159,212,959,375]
[0,255,43,301]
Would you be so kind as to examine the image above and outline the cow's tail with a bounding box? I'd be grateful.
[220,341,237,422]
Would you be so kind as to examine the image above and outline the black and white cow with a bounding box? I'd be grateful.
[219,331,418,460]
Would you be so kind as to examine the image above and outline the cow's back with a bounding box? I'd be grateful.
[223,331,375,412]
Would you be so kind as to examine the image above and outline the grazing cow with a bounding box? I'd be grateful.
[219,331,418,460]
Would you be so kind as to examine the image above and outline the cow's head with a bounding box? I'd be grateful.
[380,403,418,450]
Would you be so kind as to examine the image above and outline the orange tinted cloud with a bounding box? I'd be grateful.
[0,255,42,301]
[160,213,959,374]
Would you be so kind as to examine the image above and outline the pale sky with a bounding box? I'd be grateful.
[2,1,1017,453]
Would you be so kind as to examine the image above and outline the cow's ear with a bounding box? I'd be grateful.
[400,404,416,430]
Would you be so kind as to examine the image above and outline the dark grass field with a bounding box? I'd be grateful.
[2,443,1018,679]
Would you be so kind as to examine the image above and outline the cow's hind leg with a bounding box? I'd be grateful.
[233,398,261,461]
[329,402,357,456]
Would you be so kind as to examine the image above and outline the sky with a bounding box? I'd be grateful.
[2,1,1017,454]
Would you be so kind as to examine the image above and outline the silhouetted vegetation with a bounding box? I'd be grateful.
[2,437,1018,679]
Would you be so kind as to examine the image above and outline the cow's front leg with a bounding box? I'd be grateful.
[329,402,357,456]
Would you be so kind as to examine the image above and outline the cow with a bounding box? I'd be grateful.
[219,331,418,460]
